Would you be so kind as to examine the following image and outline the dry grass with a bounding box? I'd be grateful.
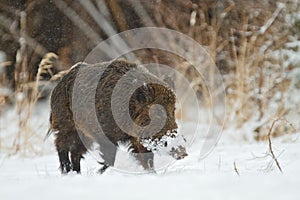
[0,13,57,155]
[180,1,298,139]
[153,1,296,136]
[0,0,299,156]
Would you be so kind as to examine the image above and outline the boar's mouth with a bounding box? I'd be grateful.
[140,129,178,151]
[139,129,188,160]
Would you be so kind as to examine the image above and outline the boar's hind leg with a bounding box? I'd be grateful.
[55,134,71,174]
[55,131,76,174]
[58,150,72,174]
[98,142,117,174]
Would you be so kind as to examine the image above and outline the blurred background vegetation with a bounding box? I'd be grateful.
[1,0,300,155]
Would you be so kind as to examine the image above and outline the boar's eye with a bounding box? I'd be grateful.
[134,84,154,103]
[135,91,147,103]
[140,117,150,126]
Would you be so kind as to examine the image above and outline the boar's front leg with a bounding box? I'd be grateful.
[131,139,154,171]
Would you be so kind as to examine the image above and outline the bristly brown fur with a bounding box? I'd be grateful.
[49,60,178,174]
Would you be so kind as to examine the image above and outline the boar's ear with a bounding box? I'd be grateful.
[162,75,175,91]
[134,83,154,103]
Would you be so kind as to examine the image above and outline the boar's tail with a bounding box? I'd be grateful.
[44,113,53,141]
[44,129,52,141]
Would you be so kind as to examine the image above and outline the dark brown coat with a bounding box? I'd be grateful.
[49,60,179,174]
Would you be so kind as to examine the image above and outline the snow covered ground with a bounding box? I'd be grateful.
[1,138,300,200]
[1,102,300,200]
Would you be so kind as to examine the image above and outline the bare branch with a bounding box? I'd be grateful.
[127,0,155,27]
[259,2,285,35]
[267,119,283,173]
[52,0,101,45]
[0,14,48,56]
[233,161,240,176]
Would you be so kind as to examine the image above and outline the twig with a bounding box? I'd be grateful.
[78,0,136,60]
[52,0,101,45]
[267,119,283,173]
[79,0,117,36]
[127,0,155,27]
[0,14,48,56]
[259,2,285,35]
[233,161,240,176]
[106,0,128,32]
[0,61,13,68]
